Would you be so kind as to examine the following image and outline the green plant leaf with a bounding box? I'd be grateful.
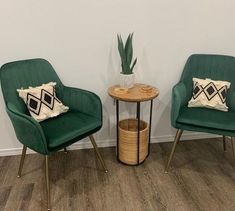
[130,58,137,72]
[117,35,124,60]
[117,34,129,73]
[125,34,132,67]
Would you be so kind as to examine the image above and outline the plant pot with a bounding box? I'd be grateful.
[119,73,135,89]
[118,118,149,165]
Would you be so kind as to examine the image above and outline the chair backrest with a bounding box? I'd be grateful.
[0,59,63,113]
[180,54,235,108]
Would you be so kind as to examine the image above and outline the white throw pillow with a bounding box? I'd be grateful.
[188,78,231,112]
[17,82,69,122]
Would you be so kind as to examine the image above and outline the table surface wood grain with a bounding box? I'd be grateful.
[108,83,160,102]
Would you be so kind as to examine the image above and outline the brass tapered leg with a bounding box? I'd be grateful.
[89,135,108,173]
[223,136,227,152]
[165,129,183,173]
[231,137,235,159]
[63,148,68,154]
[17,145,27,178]
[45,155,51,211]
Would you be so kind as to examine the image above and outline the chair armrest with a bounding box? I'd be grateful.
[62,86,102,121]
[6,102,48,155]
[171,82,187,127]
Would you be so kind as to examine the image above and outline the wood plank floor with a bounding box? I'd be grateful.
[0,138,235,211]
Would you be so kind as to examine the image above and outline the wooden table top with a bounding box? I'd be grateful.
[108,83,159,102]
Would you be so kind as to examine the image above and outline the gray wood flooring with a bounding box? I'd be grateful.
[0,138,235,211]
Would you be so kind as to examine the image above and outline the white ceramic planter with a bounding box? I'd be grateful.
[119,73,135,89]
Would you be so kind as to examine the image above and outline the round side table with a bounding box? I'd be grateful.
[108,83,159,165]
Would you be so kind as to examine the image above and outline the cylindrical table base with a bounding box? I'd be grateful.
[118,118,149,165]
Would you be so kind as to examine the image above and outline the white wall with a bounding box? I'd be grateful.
[1,0,235,155]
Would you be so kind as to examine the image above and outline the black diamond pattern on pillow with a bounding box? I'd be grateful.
[221,89,226,99]
[53,87,61,103]
[26,94,41,115]
[218,86,228,103]
[44,94,52,104]
[206,86,215,95]
[192,81,229,103]
[26,87,61,117]
[41,89,54,109]
[192,82,203,99]
[29,98,38,110]
[193,86,200,95]
[204,82,217,100]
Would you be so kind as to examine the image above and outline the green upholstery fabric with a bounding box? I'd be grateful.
[172,54,235,136]
[178,107,235,131]
[1,59,63,114]
[40,110,101,150]
[61,86,102,120]
[0,59,102,155]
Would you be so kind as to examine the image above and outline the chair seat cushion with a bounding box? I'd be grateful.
[177,107,235,131]
[40,110,101,149]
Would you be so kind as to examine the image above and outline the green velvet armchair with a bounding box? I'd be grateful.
[165,54,235,172]
[0,59,107,210]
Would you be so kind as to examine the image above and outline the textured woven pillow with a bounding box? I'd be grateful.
[17,82,69,122]
[188,78,231,112]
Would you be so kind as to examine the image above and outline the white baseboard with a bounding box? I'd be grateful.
[0,132,219,157]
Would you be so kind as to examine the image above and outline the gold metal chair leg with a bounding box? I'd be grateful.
[89,135,108,173]
[165,129,183,173]
[17,145,27,178]
[63,148,68,154]
[223,136,227,152]
[231,137,235,159]
[45,155,51,211]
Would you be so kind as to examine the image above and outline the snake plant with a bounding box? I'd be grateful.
[117,33,137,75]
